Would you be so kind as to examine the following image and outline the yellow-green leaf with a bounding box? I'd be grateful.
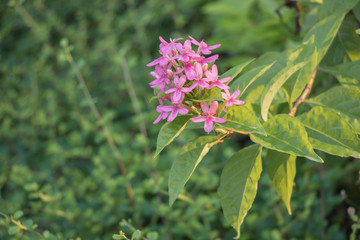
[298,107,360,158]
[266,150,296,214]
[169,135,222,206]
[250,114,323,162]
[220,144,262,239]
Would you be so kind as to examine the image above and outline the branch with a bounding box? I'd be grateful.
[289,68,318,116]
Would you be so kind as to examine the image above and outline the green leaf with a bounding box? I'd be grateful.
[13,211,23,220]
[298,107,360,158]
[266,150,296,215]
[154,115,192,159]
[8,226,18,235]
[169,135,222,205]
[308,86,360,134]
[338,15,360,61]
[356,28,360,35]
[131,230,141,240]
[261,61,306,121]
[231,62,275,100]
[220,58,255,85]
[220,144,263,239]
[220,104,266,135]
[286,11,345,104]
[283,36,318,106]
[322,60,360,87]
[250,114,323,162]
[189,87,222,102]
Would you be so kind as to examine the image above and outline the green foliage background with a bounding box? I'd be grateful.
[0,0,359,239]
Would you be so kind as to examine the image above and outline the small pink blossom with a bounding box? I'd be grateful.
[205,65,230,90]
[189,36,221,55]
[149,64,171,92]
[159,36,182,55]
[153,99,169,124]
[191,101,226,133]
[221,89,245,107]
[165,75,193,104]
[162,104,189,122]
[189,63,212,89]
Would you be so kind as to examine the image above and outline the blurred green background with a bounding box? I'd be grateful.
[0,0,359,239]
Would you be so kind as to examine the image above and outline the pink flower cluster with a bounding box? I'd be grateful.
[147,36,244,133]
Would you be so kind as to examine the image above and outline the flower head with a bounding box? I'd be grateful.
[221,89,245,107]
[191,101,226,133]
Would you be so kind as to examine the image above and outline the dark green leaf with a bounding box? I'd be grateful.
[298,106,360,158]
[266,150,296,214]
[250,114,323,162]
[220,104,266,135]
[220,144,262,239]
[231,62,275,101]
[308,86,360,134]
[220,58,255,85]
[154,115,192,159]
[169,135,222,205]
[286,11,346,104]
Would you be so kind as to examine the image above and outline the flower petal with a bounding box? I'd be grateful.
[178,107,189,115]
[167,110,178,122]
[232,89,240,98]
[191,116,207,122]
[204,119,214,133]
[234,99,245,105]
[209,101,218,115]
[214,117,226,123]
[200,102,209,114]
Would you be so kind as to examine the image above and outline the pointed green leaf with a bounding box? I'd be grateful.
[322,60,360,87]
[220,104,266,135]
[231,62,275,101]
[286,12,346,104]
[308,86,360,134]
[261,61,306,121]
[298,107,360,158]
[250,114,323,162]
[220,144,262,239]
[154,115,192,159]
[283,36,318,105]
[266,150,296,215]
[169,135,222,205]
[220,58,255,85]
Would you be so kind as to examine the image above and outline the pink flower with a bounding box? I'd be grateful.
[149,64,171,92]
[189,63,212,89]
[205,65,230,90]
[162,104,189,122]
[189,36,221,55]
[159,37,182,55]
[221,89,245,107]
[175,40,199,63]
[191,101,226,133]
[153,99,169,124]
[165,75,193,104]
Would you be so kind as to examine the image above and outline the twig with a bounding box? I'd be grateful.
[289,68,318,116]
[63,46,140,227]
